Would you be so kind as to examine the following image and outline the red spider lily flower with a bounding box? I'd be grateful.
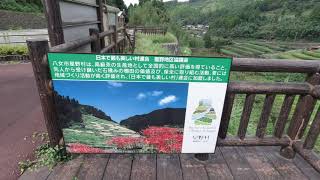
[68,143,107,153]
[142,126,183,153]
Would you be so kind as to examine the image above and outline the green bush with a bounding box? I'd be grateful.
[180,47,192,56]
[134,33,171,55]
[0,45,28,56]
[204,35,233,52]
[0,0,42,13]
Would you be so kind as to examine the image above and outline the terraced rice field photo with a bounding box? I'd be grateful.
[219,40,320,60]
[63,114,141,153]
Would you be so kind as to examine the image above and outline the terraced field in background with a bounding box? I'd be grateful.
[221,41,320,60]
[63,114,140,151]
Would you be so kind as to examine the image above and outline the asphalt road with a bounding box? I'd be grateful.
[0,63,46,180]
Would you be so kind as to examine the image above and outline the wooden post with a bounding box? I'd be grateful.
[27,39,63,146]
[96,0,105,47]
[218,93,235,139]
[256,94,276,138]
[281,73,320,158]
[112,25,118,53]
[89,28,101,53]
[303,107,320,149]
[42,0,65,46]
[274,95,295,138]
[238,94,256,139]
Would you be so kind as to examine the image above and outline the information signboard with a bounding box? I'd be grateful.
[48,53,232,153]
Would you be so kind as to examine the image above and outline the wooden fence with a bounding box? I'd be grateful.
[26,34,320,171]
[131,26,167,35]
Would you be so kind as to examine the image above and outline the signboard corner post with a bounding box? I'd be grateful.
[27,39,63,147]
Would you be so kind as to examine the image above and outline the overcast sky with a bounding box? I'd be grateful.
[123,0,189,6]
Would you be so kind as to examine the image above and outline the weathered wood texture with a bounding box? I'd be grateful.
[232,58,320,73]
[287,73,320,141]
[293,142,320,173]
[274,95,295,138]
[256,94,276,138]
[27,39,63,146]
[219,93,235,139]
[227,81,310,94]
[304,107,320,149]
[43,0,65,46]
[238,94,256,139]
[19,146,319,180]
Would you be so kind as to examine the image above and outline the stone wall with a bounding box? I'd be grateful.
[162,43,180,55]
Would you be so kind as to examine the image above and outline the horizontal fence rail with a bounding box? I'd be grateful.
[232,58,320,73]
[50,25,132,53]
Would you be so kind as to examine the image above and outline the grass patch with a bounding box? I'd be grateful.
[226,46,256,56]
[302,51,320,58]
[290,51,319,60]
[220,48,242,57]
[0,44,28,56]
[241,43,275,53]
[134,33,176,55]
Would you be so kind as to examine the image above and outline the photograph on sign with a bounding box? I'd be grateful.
[48,53,232,153]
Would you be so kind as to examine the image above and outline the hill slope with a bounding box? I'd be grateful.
[120,108,186,132]
[167,0,320,41]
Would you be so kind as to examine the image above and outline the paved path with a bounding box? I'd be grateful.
[0,63,46,180]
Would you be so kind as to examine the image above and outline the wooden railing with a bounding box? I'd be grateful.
[26,35,320,171]
[130,26,167,35]
[50,25,133,53]
[216,58,320,172]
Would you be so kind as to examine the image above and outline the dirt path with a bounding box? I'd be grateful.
[0,63,46,180]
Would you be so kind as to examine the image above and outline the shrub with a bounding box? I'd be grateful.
[0,45,28,56]
[204,35,233,52]
[0,0,42,13]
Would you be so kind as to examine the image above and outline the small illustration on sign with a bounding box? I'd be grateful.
[192,99,216,126]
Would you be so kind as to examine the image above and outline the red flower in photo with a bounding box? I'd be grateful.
[68,143,107,153]
[107,137,144,149]
[142,126,183,153]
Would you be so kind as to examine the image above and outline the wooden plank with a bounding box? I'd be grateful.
[256,94,276,138]
[19,166,52,180]
[287,73,320,140]
[217,137,290,146]
[43,0,65,46]
[179,154,209,180]
[237,146,281,180]
[60,1,97,23]
[303,107,320,149]
[219,93,235,139]
[228,82,310,95]
[274,95,295,138]
[238,94,256,139]
[287,95,316,139]
[76,154,109,180]
[258,146,308,180]
[293,153,320,179]
[47,155,84,180]
[293,142,320,173]
[157,154,183,180]
[103,154,133,180]
[131,154,156,180]
[232,58,320,73]
[220,146,259,180]
[205,148,233,180]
